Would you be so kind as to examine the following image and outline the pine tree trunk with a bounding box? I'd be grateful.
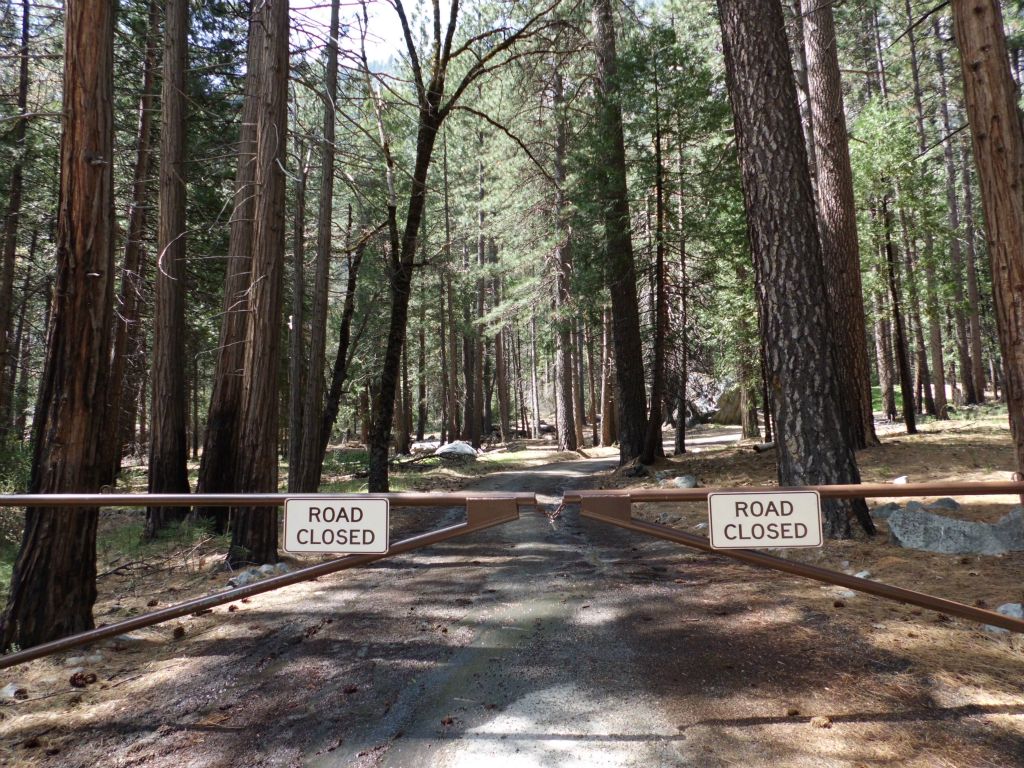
[287,146,308,490]
[229,0,289,566]
[593,0,647,463]
[874,283,898,422]
[197,20,260,528]
[585,322,599,446]
[953,0,1024,477]
[552,73,576,451]
[295,0,340,492]
[897,202,936,415]
[530,314,541,437]
[0,0,31,439]
[642,63,668,464]
[418,300,428,441]
[102,0,159,482]
[904,0,949,419]
[881,197,917,433]
[600,307,617,446]
[365,84,444,490]
[674,136,688,455]
[318,206,365,461]
[934,32,977,404]
[0,0,115,650]
[717,0,873,538]
[801,0,878,448]
[961,138,988,401]
[147,0,191,535]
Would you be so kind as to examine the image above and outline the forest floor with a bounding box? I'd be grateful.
[1,410,1023,767]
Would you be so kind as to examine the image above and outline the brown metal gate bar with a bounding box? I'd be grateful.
[565,482,1024,634]
[0,493,532,669]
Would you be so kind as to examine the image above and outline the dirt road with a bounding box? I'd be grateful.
[3,455,1023,767]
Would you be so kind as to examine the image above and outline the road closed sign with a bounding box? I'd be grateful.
[284,497,389,554]
[708,490,822,549]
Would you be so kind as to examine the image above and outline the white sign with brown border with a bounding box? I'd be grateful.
[284,497,389,554]
[708,490,823,549]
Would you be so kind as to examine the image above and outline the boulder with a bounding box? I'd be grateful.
[434,441,478,458]
[672,475,698,489]
[411,440,440,455]
[871,502,900,520]
[888,506,1024,555]
[984,602,1024,634]
[711,386,742,425]
[927,497,961,512]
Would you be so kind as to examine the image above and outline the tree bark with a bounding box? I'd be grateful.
[600,306,617,446]
[318,208,366,460]
[229,0,289,566]
[874,282,898,422]
[953,0,1024,478]
[896,201,936,415]
[0,0,31,438]
[295,0,340,492]
[551,72,576,452]
[801,0,878,448]
[904,0,949,418]
[197,19,260,528]
[881,197,917,433]
[934,30,977,404]
[1,0,115,649]
[287,144,309,490]
[147,0,191,535]
[103,0,160,483]
[642,59,668,465]
[717,0,873,538]
[593,0,647,463]
[961,138,988,401]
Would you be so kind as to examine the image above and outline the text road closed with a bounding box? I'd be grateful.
[708,490,822,549]
[284,497,389,554]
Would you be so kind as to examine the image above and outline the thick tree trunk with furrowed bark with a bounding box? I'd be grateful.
[196,22,260,530]
[229,0,289,566]
[952,0,1024,479]
[717,0,873,538]
[801,0,878,448]
[147,0,191,535]
[1,0,116,649]
[593,0,647,463]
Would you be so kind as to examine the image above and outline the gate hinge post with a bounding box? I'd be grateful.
[580,494,632,524]
[466,496,520,531]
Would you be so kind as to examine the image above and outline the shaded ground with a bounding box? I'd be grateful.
[1,418,1024,766]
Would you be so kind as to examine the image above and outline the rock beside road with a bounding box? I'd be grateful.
[887,506,1024,555]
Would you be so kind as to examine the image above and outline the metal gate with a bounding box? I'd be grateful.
[566,479,1024,634]
[2,480,1024,669]
[0,492,531,669]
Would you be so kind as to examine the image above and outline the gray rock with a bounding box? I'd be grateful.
[904,500,925,513]
[257,564,277,576]
[927,497,961,512]
[655,471,670,482]
[227,567,261,588]
[994,508,1024,550]
[984,604,1022,634]
[274,562,290,574]
[888,507,1024,555]
[872,502,900,520]
[434,440,478,457]
[836,589,857,599]
[997,602,1024,619]
[854,570,872,580]
[672,475,698,489]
